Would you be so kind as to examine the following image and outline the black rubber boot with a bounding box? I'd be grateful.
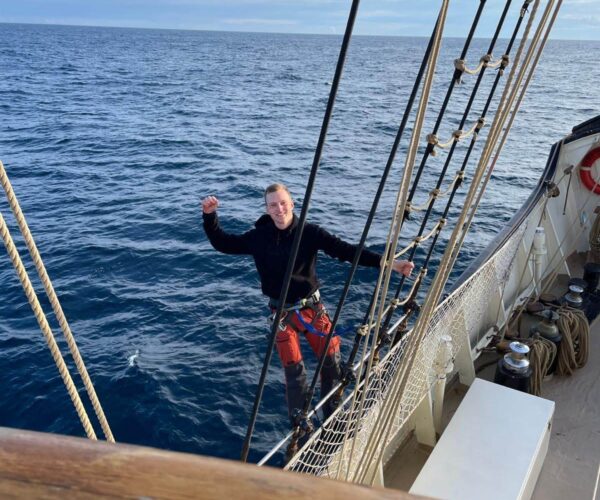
[320,351,342,420]
[283,361,309,425]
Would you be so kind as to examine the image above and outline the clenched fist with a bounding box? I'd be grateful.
[202,196,219,214]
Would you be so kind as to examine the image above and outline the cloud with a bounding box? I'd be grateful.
[223,17,297,26]
[560,13,600,25]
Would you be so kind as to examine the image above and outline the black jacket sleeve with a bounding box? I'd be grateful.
[202,212,254,255]
[312,225,381,268]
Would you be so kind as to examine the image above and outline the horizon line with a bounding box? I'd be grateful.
[1,21,597,43]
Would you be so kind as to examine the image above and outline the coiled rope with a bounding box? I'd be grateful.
[0,161,114,442]
[556,307,589,376]
[529,336,556,396]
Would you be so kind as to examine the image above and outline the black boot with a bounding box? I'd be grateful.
[283,361,309,426]
[320,351,342,420]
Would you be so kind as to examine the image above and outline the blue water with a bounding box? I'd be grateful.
[0,22,598,463]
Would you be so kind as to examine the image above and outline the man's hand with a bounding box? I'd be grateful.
[392,259,414,277]
[202,196,219,214]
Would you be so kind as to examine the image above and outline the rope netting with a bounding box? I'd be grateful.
[285,223,525,476]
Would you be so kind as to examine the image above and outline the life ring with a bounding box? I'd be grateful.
[579,146,600,194]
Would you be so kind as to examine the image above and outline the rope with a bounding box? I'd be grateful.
[427,118,481,150]
[379,0,522,340]
[556,307,589,376]
[406,0,489,205]
[454,53,505,75]
[355,0,559,484]
[394,220,444,258]
[336,14,442,389]
[529,336,556,396]
[0,211,97,440]
[406,173,463,212]
[461,0,562,249]
[0,161,114,442]
[336,0,451,481]
[496,162,599,345]
[240,0,362,463]
[284,0,444,458]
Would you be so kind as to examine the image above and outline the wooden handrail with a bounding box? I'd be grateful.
[0,427,427,499]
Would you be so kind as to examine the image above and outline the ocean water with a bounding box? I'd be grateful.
[0,22,598,464]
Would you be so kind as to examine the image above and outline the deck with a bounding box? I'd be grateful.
[385,310,599,499]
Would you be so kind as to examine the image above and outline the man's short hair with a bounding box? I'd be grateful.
[264,183,291,202]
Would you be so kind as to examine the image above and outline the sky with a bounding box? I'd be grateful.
[0,0,598,40]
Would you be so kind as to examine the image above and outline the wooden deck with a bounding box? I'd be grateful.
[530,316,600,500]
[385,310,599,499]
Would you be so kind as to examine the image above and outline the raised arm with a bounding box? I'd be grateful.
[201,196,253,255]
[313,225,414,276]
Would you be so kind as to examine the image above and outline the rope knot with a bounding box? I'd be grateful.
[454,58,466,72]
[427,133,439,146]
[358,324,369,337]
[500,54,510,69]
[431,188,441,198]
[452,129,463,140]
[415,235,424,244]
[391,298,401,308]
[480,53,492,65]
[438,218,447,229]
[476,117,486,131]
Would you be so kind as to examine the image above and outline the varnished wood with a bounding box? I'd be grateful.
[0,427,428,499]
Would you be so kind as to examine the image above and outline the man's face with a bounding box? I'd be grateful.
[266,189,294,230]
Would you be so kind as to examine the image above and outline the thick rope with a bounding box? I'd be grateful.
[0,161,114,442]
[400,0,530,302]
[461,0,562,249]
[529,336,556,396]
[336,0,451,481]
[355,0,557,484]
[380,0,521,339]
[556,307,589,375]
[337,15,443,393]
[0,211,97,440]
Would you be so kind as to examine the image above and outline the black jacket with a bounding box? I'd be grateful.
[203,212,381,303]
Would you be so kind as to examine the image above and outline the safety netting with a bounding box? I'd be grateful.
[285,221,528,479]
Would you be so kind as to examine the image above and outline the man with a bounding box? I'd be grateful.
[202,184,413,424]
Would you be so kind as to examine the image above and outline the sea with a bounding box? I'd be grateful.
[0,22,598,465]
